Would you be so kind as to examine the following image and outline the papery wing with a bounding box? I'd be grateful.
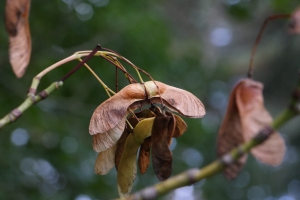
[92,116,126,152]
[217,80,247,179]
[89,83,145,135]
[5,0,31,78]
[94,144,116,175]
[236,78,285,166]
[145,81,205,118]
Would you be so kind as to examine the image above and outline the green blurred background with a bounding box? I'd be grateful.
[0,0,300,199]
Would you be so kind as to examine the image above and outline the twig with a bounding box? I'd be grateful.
[247,14,290,78]
[0,81,63,129]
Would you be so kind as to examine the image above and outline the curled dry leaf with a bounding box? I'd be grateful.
[217,80,248,180]
[217,78,285,179]
[151,112,173,181]
[236,79,285,166]
[117,118,154,197]
[5,0,31,78]
[288,6,300,34]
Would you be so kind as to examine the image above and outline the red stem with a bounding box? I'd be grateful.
[248,14,291,78]
[60,44,101,81]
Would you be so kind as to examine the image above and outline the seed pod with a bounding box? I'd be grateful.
[115,118,139,170]
[236,79,285,166]
[138,137,152,174]
[117,118,154,197]
[151,112,173,181]
[217,78,285,179]
[5,0,32,78]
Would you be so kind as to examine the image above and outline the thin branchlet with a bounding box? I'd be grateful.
[60,44,102,81]
[248,14,290,78]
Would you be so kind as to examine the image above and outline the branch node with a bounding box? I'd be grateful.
[138,187,158,200]
[56,81,63,89]
[28,88,37,95]
[37,91,49,100]
[253,126,274,143]
[186,168,200,185]
[10,109,22,122]
[220,154,234,166]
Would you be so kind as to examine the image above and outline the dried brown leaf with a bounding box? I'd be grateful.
[138,137,152,174]
[217,78,285,179]
[217,81,247,179]
[288,6,300,34]
[5,0,31,78]
[236,79,285,166]
[144,81,206,118]
[151,112,173,181]
[94,144,116,175]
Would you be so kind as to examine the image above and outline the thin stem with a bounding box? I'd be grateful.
[60,45,101,81]
[100,54,137,83]
[248,14,290,78]
[78,58,115,97]
[36,55,77,78]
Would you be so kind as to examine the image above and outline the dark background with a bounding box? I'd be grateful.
[0,0,300,199]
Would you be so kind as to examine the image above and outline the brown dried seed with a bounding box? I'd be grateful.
[151,112,173,181]
[217,78,285,179]
[5,0,32,78]
[138,137,152,174]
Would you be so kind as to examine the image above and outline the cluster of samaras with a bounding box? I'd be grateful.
[89,81,205,197]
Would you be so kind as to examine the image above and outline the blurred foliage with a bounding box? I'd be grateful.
[0,0,300,199]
